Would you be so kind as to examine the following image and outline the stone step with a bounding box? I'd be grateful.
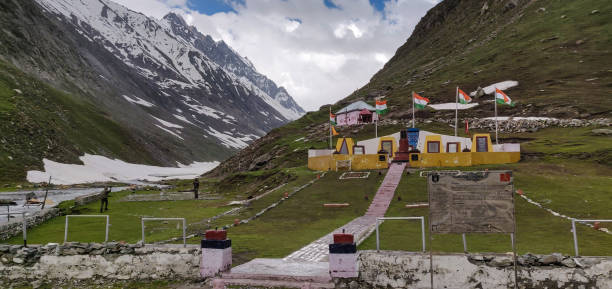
[221,272,332,283]
[216,278,335,289]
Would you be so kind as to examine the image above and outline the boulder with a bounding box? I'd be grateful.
[591,129,612,136]
[488,256,513,267]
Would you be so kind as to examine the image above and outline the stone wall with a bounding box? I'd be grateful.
[0,242,201,285]
[74,191,104,206]
[376,117,610,133]
[0,208,61,241]
[338,251,612,289]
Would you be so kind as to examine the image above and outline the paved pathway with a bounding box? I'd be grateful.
[218,163,406,287]
[283,162,406,262]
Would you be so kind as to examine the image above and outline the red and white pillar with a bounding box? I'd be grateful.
[329,233,358,278]
[200,230,232,278]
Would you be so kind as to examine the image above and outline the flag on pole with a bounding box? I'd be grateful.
[375,100,388,114]
[330,112,336,125]
[332,125,339,136]
[458,89,472,104]
[413,92,430,109]
[495,88,513,106]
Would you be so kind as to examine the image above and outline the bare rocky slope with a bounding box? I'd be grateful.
[206,0,611,177]
[0,0,304,181]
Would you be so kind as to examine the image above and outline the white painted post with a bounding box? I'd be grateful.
[420,217,426,252]
[141,218,145,245]
[183,218,186,248]
[22,212,27,247]
[105,215,109,243]
[572,219,579,256]
[462,233,467,253]
[376,219,380,251]
[64,216,69,243]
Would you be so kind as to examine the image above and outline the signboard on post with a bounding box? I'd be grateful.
[427,170,518,289]
[428,170,515,234]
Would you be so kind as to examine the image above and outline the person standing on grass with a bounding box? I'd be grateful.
[193,178,200,199]
[100,186,111,213]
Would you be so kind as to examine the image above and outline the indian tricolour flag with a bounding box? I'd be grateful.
[495,88,513,106]
[375,100,388,114]
[413,92,430,109]
[458,89,472,104]
[330,112,336,125]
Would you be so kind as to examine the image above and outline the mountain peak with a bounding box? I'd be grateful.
[162,12,187,27]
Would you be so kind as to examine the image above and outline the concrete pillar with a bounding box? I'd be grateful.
[200,230,232,278]
[329,233,358,278]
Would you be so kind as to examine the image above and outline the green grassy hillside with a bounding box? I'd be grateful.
[349,0,612,119]
[206,0,611,178]
[0,60,157,183]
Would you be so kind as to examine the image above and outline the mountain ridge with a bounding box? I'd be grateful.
[0,0,304,182]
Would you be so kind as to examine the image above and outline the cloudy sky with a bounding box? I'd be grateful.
[113,0,438,111]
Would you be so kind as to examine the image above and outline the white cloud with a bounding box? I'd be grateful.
[113,0,436,111]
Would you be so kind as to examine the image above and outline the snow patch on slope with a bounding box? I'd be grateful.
[122,95,155,107]
[173,114,195,125]
[155,124,183,140]
[27,154,219,185]
[205,127,250,149]
[152,116,183,129]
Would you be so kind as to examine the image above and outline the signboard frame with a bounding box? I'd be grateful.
[427,170,518,289]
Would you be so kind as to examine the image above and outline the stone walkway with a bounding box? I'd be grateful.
[283,163,406,262]
[217,163,406,287]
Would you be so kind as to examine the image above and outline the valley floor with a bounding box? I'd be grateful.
[3,125,611,288]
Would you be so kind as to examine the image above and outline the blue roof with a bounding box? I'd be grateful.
[336,101,376,114]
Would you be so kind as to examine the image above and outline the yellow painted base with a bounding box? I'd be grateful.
[308,154,389,171]
[408,152,520,168]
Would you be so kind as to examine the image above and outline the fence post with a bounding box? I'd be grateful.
[572,219,579,256]
[141,218,145,245]
[183,218,186,248]
[462,234,467,253]
[22,212,27,247]
[375,219,380,251]
[105,215,109,243]
[421,217,426,252]
[64,216,69,243]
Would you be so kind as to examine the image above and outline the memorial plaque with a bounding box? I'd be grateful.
[428,170,515,234]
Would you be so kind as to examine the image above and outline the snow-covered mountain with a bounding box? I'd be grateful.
[0,0,305,167]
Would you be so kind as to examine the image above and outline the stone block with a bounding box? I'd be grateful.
[329,253,358,278]
[200,247,231,278]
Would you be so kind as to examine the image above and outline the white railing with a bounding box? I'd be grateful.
[571,219,612,256]
[376,217,425,252]
[0,212,27,246]
[141,217,186,247]
[64,215,109,243]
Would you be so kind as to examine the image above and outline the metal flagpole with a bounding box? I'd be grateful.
[455,86,458,137]
[494,89,499,144]
[412,91,415,128]
[329,106,332,149]
[375,102,378,138]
